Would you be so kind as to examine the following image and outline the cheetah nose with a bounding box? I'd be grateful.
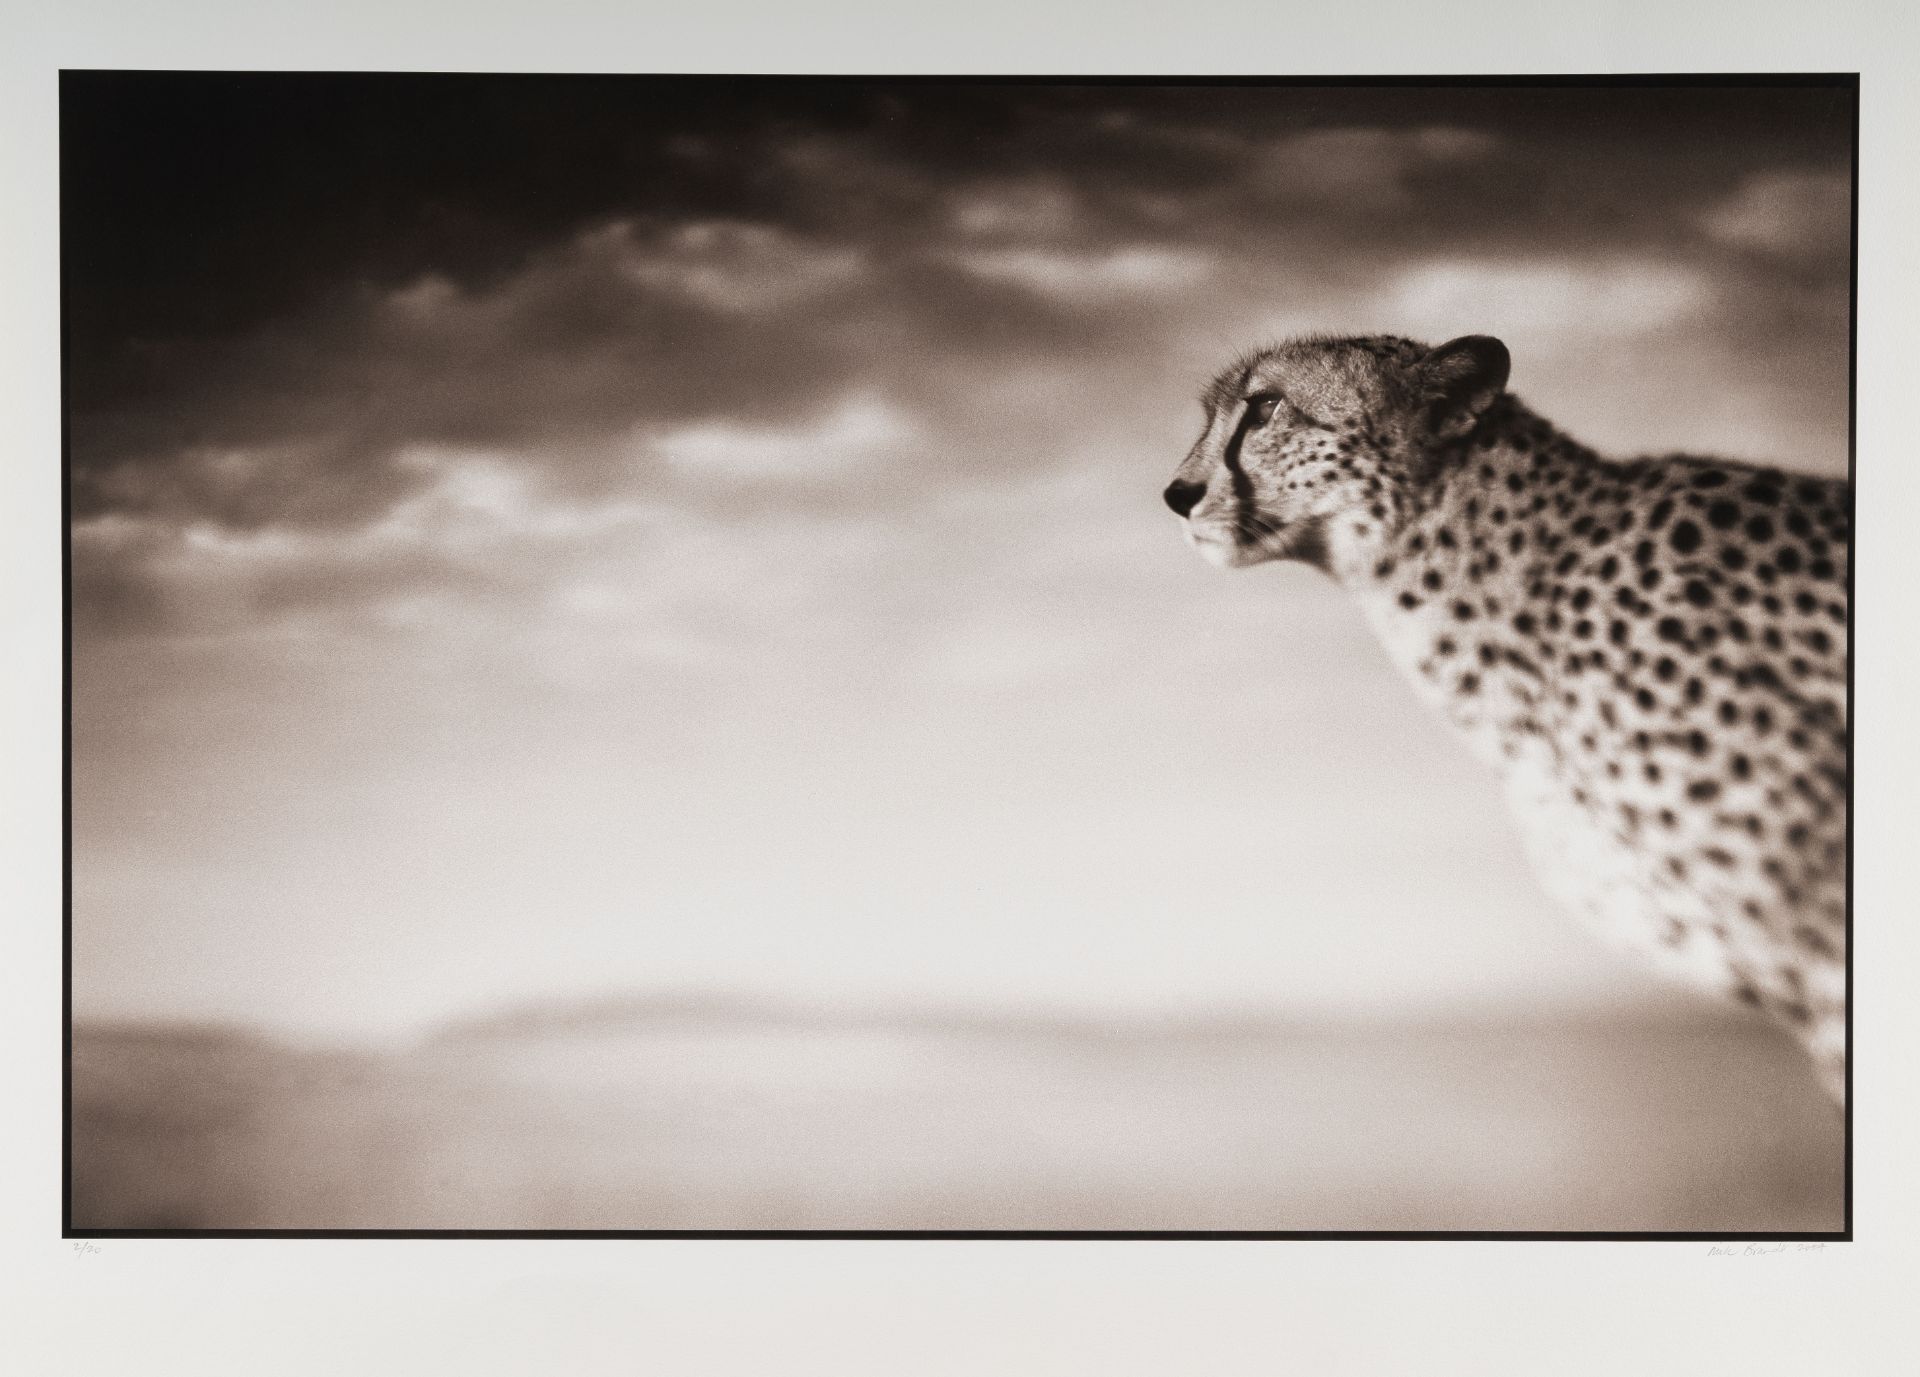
[1163,481,1207,518]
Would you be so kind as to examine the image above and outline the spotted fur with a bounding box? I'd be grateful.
[1165,334,1848,1103]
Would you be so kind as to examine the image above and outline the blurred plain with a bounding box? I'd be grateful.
[72,999,1841,1233]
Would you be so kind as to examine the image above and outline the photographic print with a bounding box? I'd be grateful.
[64,73,1851,1235]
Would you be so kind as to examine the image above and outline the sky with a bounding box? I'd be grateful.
[65,76,1853,1042]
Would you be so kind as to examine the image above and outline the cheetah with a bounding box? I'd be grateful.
[1163,334,1849,1104]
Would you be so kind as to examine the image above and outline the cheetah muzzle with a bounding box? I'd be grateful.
[1165,333,1848,1105]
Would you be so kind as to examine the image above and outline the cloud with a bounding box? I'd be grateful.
[648,392,922,479]
[71,439,668,643]
[945,177,1083,239]
[592,218,867,313]
[765,131,948,231]
[1088,116,1502,208]
[941,245,1214,301]
[1382,256,1717,342]
[1698,169,1851,263]
[70,215,892,534]
[1248,126,1503,207]
[371,445,665,545]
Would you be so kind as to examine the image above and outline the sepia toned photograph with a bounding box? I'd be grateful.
[65,72,1851,1236]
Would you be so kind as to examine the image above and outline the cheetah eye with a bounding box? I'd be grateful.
[1246,394,1282,425]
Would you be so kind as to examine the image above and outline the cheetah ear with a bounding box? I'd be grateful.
[1420,335,1510,440]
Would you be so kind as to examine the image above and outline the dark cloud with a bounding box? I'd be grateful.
[63,76,1851,351]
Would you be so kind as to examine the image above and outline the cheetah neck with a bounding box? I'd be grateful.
[1346,402,1602,769]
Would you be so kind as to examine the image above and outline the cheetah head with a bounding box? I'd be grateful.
[1163,333,1509,575]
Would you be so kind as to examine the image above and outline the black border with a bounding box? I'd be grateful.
[60,69,1857,1242]
[61,1229,1848,1241]
[1843,69,1858,1234]
[60,84,75,1244]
